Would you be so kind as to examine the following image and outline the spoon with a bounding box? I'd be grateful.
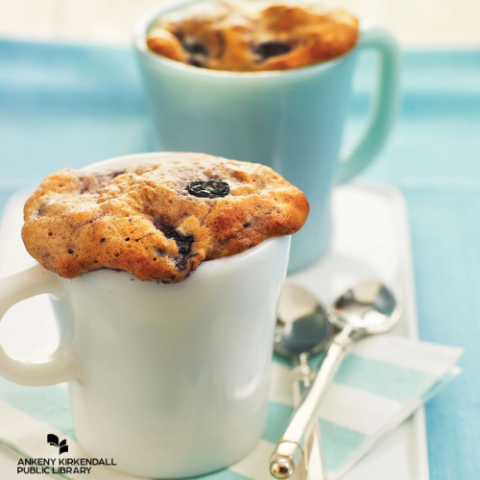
[273,284,333,479]
[270,280,400,479]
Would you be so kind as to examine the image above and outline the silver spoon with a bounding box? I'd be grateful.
[270,280,400,479]
[273,284,333,479]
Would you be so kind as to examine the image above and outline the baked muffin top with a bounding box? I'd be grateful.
[146,0,359,72]
[22,153,309,282]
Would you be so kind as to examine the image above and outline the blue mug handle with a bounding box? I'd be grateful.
[336,26,401,185]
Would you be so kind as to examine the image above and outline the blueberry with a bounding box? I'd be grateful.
[182,40,208,56]
[153,218,194,271]
[190,58,205,68]
[179,39,209,68]
[187,179,230,198]
[166,230,194,257]
[254,41,292,60]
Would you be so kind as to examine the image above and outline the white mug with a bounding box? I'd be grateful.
[0,153,291,478]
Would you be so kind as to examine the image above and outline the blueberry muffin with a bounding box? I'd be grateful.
[22,153,309,283]
[146,0,359,72]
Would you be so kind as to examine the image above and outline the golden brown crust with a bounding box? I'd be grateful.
[146,0,359,72]
[22,153,309,282]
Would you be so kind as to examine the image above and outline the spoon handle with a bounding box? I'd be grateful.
[290,356,327,480]
[270,326,355,478]
[291,353,311,403]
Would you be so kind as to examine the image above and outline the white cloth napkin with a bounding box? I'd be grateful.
[0,334,462,480]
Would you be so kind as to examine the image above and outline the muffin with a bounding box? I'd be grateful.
[146,0,359,72]
[22,152,309,283]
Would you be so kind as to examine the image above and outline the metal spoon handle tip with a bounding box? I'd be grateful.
[269,327,355,479]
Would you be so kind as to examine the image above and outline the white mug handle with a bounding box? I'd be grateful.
[0,263,79,386]
[337,25,401,185]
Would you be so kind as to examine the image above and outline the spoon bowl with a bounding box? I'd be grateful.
[275,284,332,360]
[329,280,400,335]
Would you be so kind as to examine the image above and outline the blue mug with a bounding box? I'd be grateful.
[134,2,400,272]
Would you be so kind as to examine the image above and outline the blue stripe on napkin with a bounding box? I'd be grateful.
[263,402,293,444]
[319,420,367,472]
[334,354,434,403]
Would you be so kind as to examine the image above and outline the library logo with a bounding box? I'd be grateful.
[47,434,69,455]
[17,435,117,475]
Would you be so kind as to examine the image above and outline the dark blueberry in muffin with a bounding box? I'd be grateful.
[187,179,230,198]
[182,39,208,56]
[165,230,194,256]
[153,218,195,270]
[165,230,194,270]
[190,58,205,68]
[254,41,292,60]
[181,39,208,68]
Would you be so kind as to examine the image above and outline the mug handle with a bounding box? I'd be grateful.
[0,263,79,386]
[336,25,401,185]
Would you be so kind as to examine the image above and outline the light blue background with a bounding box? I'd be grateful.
[0,39,479,478]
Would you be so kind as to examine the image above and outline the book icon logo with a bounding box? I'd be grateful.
[47,434,69,455]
